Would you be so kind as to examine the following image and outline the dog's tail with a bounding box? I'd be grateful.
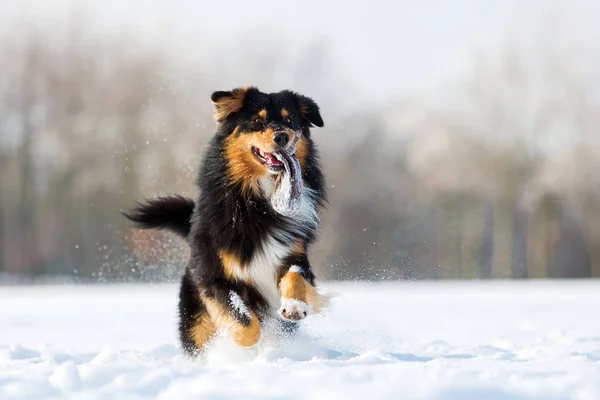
[122,195,195,239]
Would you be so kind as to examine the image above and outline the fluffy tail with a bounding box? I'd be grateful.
[122,195,195,239]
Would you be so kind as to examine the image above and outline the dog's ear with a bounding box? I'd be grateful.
[294,94,324,128]
[211,86,255,122]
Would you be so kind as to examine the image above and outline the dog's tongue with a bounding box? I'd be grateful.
[263,152,283,167]
[271,150,302,216]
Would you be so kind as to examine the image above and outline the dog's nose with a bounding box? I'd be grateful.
[273,132,290,148]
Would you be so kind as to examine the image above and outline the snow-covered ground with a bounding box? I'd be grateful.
[1,281,599,400]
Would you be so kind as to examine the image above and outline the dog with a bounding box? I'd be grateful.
[124,86,329,355]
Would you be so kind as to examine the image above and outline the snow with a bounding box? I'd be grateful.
[1,281,600,400]
[289,265,303,273]
[229,290,252,319]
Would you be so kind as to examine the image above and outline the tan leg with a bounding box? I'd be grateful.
[202,296,261,347]
[189,313,217,350]
[278,269,329,321]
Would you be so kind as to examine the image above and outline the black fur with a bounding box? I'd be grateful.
[124,88,326,355]
[122,195,195,238]
[177,270,205,354]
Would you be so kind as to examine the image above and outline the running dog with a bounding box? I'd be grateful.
[124,86,329,355]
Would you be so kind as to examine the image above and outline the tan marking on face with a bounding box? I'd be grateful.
[224,127,278,195]
[225,125,309,195]
[202,297,261,347]
[190,313,216,350]
[263,127,280,144]
[213,86,250,122]
[295,136,309,170]
[279,272,329,313]
[281,108,289,118]
[258,109,267,119]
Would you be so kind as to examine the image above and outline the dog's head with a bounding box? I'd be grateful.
[212,86,323,195]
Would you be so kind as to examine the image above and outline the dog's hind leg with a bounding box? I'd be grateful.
[200,284,261,347]
[178,271,216,356]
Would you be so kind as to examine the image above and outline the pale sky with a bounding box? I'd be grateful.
[4,0,600,101]
[175,0,600,97]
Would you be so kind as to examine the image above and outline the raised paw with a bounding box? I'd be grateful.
[278,298,312,322]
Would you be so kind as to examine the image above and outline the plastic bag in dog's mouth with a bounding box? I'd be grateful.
[271,150,302,216]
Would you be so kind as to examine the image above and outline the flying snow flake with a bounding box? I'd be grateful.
[289,265,303,274]
[229,291,251,318]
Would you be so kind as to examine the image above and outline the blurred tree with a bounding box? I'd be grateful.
[1,6,600,282]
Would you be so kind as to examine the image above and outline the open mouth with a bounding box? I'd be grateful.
[252,147,285,173]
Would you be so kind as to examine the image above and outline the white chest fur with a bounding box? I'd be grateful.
[236,235,292,310]
[228,188,319,311]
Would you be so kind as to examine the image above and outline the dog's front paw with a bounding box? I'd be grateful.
[278,298,312,322]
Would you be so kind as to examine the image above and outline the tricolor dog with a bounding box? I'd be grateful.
[124,87,329,355]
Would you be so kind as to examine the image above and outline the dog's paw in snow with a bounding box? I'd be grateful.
[278,298,312,322]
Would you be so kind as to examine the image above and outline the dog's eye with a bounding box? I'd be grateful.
[285,117,292,123]
[254,117,262,124]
